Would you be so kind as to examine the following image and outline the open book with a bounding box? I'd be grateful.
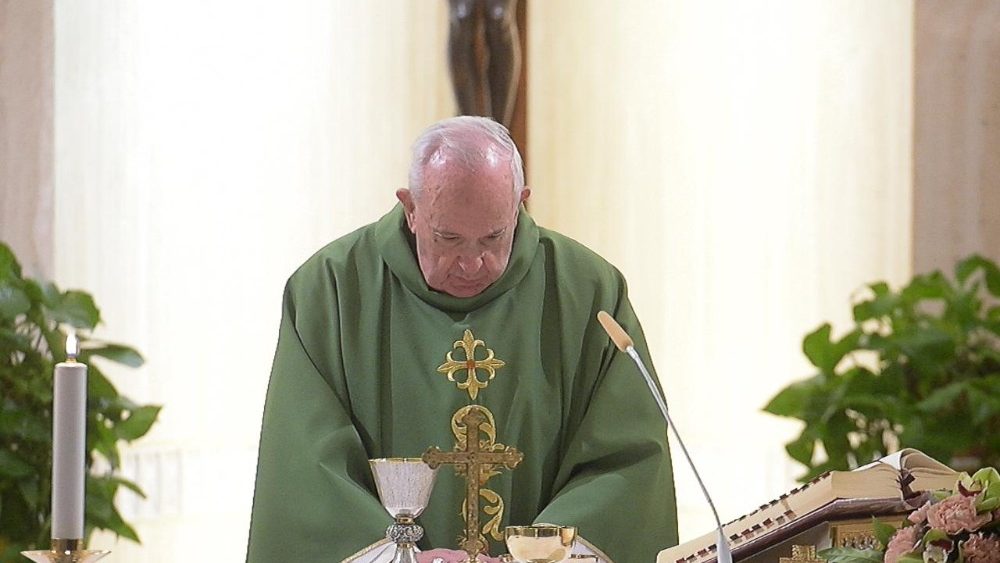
[657,449,958,563]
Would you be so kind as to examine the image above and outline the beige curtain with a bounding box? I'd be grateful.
[528,0,913,543]
[54,2,452,560]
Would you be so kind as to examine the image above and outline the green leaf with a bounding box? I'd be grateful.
[972,467,1000,490]
[16,478,39,513]
[785,432,816,466]
[801,326,860,374]
[88,416,122,469]
[0,327,32,352]
[0,450,33,478]
[101,476,146,499]
[0,408,49,443]
[957,254,1000,296]
[45,290,99,329]
[863,282,899,319]
[114,406,161,441]
[901,273,948,303]
[764,374,825,418]
[977,497,999,512]
[923,528,949,544]
[38,281,60,307]
[956,255,986,285]
[987,479,1000,499]
[84,476,141,543]
[916,381,968,413]
[803,324,834,370]
[81,343,144,368]
[86,366,120,400]
[852,300,875,323]
[0,242,23,281]
[0,286,31,320]
[971,467,1000,487]
[872,518,898,548]
[817,547,883,563]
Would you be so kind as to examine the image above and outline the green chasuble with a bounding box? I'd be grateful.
[247,205,678,563]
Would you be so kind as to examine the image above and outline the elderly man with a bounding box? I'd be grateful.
[247,117,677,563]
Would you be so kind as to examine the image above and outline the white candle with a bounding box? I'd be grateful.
[52,332,87,540]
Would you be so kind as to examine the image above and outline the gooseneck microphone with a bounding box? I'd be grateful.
[597,311,733,563]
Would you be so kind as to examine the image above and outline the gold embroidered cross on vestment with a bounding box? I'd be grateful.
[437,329,506,400]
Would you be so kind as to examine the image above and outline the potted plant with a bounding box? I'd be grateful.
[765,254,1000,481]
[0,242,161,561]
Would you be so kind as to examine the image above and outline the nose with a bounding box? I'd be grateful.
[457,253,484,274]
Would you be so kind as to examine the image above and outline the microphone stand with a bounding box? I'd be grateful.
[598,312,733,563]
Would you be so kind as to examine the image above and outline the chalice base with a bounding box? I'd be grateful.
[390,543,420,563]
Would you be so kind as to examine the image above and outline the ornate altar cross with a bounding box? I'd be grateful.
[422,405,523,561]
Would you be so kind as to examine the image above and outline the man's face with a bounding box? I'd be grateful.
[397,160,530,298]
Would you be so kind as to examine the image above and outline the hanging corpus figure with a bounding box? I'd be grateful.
[447,0,521,127]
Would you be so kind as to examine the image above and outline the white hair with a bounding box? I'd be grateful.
[408,116,525,200]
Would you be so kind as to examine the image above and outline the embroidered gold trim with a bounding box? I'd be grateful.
[339,538,392,562]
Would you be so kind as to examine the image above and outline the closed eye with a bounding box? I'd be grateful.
[433,231,461,241]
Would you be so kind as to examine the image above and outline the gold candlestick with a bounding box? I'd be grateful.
[21,539,110,563]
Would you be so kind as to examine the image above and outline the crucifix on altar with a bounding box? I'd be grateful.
[423,405,524,561]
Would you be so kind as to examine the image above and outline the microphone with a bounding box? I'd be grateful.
[597,311,733,563]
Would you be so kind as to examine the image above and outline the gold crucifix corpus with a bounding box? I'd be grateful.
[422,405,523,562]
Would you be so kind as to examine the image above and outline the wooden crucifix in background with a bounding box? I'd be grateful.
[446,0,528,163]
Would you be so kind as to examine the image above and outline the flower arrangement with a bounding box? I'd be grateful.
[821,468,1000,563]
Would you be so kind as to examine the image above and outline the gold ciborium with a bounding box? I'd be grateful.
[504,525,576,563]
[370,458,439,563]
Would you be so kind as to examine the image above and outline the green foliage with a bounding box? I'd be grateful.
[818,547,884,563]
[0,242,160,559]
[765,255,1000,481]
[872,518,899,549]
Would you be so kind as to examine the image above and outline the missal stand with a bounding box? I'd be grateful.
[658,450,957,563]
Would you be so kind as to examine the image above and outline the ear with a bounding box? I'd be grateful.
[396,188,417,232]
[519,186,531,205]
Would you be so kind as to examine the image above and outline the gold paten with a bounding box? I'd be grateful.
[423,405,523,562]
[437,329,506,400]
[779,545,823,563]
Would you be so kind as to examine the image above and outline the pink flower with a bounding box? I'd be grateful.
[884,526,919,563]
[908,501,932,524]
[926,495,992,534]
[961,533,1000,563]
